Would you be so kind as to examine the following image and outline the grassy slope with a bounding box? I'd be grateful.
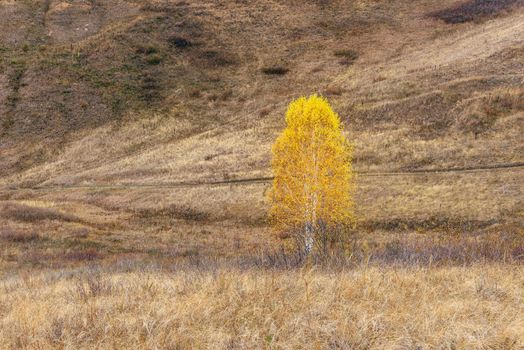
[0,0,522,185]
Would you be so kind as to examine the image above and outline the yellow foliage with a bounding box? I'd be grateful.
[269,95,354,248]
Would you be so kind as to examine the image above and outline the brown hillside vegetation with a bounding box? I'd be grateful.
[0,0,522,185]
[0,0,523,347]
[0,0,522,271]
[0,2,521,236]
[0,0,522,247]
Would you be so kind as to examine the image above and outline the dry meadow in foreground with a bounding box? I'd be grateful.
[0,264,523,349]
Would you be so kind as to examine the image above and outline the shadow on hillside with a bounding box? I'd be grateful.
[430,0,522,24]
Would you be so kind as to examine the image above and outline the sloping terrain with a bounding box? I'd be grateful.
[0,0,522,187]
[0,0,522,234]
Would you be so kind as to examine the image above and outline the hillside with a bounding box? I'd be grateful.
[0,0,521,185]
[0,0,523,258]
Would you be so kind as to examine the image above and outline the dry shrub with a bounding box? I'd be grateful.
[135,204,209,222]
[0,203,79,223]
[135,45,159,55]
[70,228,89,239]
[334,49,358,65]
[261,66,289,75]
[0,227,41,243]
[359,232,524,266]
[324,85,345,96]
[201,50,236,67]
[361,216,495,232]
[457,110,497,136]
[64,249,104,262]
[253,230,524,269]
[456,89,524,136]
[139,2,181,13]
[169,36,192,48]
[482,89,524,116]
[259,107,272,117]
[145,54,163,65]
[188,88,201,98]
[72,273,114,302]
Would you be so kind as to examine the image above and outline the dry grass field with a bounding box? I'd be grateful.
[1,0,523,348]
[1,264,523,349]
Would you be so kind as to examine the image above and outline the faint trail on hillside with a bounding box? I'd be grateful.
[2,162,523,192]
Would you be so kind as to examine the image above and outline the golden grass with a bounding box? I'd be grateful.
[0,264,522,349]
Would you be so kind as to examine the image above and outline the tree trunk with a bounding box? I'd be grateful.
[304,221,313,255]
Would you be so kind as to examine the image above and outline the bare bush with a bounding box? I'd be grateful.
[0,227,41,243]
[134,204,209,222]
[0,203,79,223]
[261,66,289,75]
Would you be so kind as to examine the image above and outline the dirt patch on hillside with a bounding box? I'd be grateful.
[0,74,9,119]
[0,1,35,46]
[12,67,110,138]
[45,0,139,43]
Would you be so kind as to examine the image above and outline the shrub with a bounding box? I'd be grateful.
[262,66,289,75]
[169,37,192,48]
[0,227,41,243]
[145,54,163,65]
[0,203,79,223]
[334,49,358,65]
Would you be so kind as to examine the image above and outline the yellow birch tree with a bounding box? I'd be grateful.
[269,95,354,255]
